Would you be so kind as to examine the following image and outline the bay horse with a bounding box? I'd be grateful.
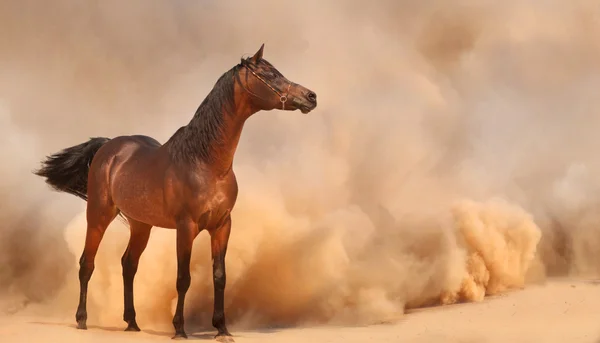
[34,44,317,341]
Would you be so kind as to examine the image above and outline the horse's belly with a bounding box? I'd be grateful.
[112,186,176,228]
[110,166,176,228]
[118,202,177,229]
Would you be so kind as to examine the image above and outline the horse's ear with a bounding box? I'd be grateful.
[250,44,264,64]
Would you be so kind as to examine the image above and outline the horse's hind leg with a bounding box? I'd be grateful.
[121,218,152,332]
[75,198,118,330]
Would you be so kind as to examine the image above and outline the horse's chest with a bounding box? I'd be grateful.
[206,179,238,210]
[197,182,237,229]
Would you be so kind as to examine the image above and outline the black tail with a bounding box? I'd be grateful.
[34,137,111,201]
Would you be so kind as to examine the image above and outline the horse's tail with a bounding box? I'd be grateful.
[34,137,111,201]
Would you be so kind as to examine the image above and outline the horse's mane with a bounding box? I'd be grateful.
[166,57,283,164]
[166,64,241,164]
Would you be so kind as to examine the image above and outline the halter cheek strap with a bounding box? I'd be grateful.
[240,64,293,110]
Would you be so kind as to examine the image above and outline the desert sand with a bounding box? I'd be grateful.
[1,279,599,343]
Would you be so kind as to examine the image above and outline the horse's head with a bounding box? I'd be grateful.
[238,44,317,114]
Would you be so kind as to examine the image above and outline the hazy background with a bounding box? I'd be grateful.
[1,0,599,332]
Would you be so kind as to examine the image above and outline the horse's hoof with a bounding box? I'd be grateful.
[172,332,188,340]
[76,320,87,330]
[215,334,235,342]
[124,323,141,332]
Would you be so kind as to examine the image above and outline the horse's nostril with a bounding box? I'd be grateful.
[307,91,317,102]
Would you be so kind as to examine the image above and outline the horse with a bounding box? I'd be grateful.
[33,44,317,341]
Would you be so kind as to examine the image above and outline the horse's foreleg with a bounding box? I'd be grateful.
[76,203,118,330]
[209,215,233,342]
[172,219,199,340]
[121,219,152,332]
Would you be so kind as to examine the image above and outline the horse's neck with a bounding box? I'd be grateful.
[166,70,259,174]
[182,100,255,174]
[210,103,255,174]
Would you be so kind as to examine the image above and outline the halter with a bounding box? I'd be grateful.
[239,62,293,110]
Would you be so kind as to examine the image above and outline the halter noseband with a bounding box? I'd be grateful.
[239,62,293,110]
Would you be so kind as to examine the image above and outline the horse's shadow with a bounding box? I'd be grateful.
[29,320,280,340]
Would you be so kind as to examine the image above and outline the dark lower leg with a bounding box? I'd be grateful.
[75,227,106,330]
[212,254,230,337]
[172,267,191,339]
[171,221,197,340]
[121,223,151,332]
[210,217,232,339]
[76,254,92,330]
[122,248,140,331]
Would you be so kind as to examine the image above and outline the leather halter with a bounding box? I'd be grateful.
[238,62,293,110]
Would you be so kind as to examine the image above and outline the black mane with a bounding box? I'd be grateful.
[166,64,241,164]
[165,57,282,164]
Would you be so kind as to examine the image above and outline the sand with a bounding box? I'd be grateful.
[1,279,598,343]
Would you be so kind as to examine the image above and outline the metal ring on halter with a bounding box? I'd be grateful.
[280,82,291,110]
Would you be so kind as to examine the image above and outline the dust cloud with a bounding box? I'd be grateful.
[0,0,599,332]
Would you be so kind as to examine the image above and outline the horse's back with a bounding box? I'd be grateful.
[87,134,173,224]
[110,134,162,151]
[99,134,168,178]
[94,135,162,163]
[128,135,162,148]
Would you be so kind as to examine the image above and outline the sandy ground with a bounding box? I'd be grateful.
[1,279,599,343]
